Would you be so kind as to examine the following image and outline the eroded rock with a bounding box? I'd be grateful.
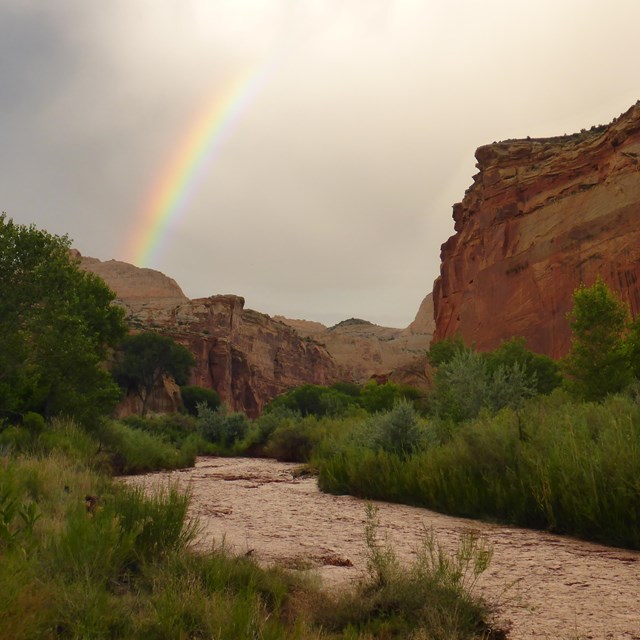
[434,101,640,358]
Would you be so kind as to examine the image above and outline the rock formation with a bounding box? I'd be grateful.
[274,302,434,386]
[79,255,433,415]
[434,101,640,358]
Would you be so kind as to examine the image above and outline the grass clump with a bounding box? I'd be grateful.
[312,504,498,639]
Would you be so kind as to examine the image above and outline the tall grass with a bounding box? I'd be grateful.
[317,392,640,549]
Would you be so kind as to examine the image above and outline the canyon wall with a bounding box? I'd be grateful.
[434,101,640,358]
[79,257,433,415]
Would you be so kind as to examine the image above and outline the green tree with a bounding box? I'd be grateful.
[484,337,562,395]
[426,334,470,367]
[563,277,633,401]
[0,215,126,423]
[181,385,220,416]
[114,333,195,416]
[626,316,640,380]
[432,349,537,422]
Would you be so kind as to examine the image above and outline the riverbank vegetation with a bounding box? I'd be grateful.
[0,421,498,639]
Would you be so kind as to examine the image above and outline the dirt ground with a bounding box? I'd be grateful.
[124,457,640,640]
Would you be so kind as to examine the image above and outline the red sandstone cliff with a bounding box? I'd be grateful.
[434,101,640,358]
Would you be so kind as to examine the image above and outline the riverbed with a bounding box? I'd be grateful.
[124,457,640,640]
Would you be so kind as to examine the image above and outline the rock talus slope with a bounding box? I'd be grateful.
[433,101,640,358]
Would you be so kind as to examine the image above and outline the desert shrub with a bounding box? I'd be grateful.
[263,416,316,462]
[121,412,198,447]
[432,350,537,422]
[368,400,427,457]
[485,337,562,395]
[197,404,249,448]
[318,391,640,548]
[181,385,220,415]
[265,383,356,417]
[99,421,195,474]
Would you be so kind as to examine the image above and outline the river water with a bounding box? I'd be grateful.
[124,457,640,640]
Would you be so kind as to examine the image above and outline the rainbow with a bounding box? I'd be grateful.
[127,62,273,268]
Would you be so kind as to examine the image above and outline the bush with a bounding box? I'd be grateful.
[263,416,316,462]
[431,350,537,422]
[197,404,249,449]
[181,385,220,415]
[99,421,196,474]
[369,400,426,457]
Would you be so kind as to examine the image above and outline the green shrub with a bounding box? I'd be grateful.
[369,400,426,457]
[318,392,640,549]
[99,421,195,474]
[197,404,249,448]
[263,416,316,462]
[181,385,220,415]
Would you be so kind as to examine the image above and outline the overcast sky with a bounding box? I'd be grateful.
[2,1,639,327]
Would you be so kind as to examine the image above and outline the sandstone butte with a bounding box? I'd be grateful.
[433,100,640,359]
[77,255,434,416]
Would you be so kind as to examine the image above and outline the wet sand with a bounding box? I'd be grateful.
[124,457,640,640]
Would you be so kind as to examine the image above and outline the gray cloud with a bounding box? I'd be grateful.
[2,0,639,327]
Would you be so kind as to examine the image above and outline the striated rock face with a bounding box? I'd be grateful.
[434,101,640,358]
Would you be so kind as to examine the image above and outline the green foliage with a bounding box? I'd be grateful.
[427,334,470,367]
[265,381,425,419]
[265,383,355,417]
[313,504,493,638]
[563,277,633,401]
[180,385,220,415]
[0,427,494,639]
[431,349,537,422]
[0,214,126,423]
[358,380,422,413]
[368,400,426,458]
[98,420,197,474]
[114,332,195,416]
[318,391,640,549]
[196,404,249,449]
[263,415,317,462]
[485,337,562,395]
[626,315,640,380]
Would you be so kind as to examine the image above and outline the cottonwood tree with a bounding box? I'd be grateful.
[563,277,633,401]
[114,332,195,416]
[0,214,126,422]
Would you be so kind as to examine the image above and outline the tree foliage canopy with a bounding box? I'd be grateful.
[563,277,633,401]
[114,332,195,416]
[0,214,126,422]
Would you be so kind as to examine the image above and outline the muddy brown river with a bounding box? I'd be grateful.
[125,457,640,639]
